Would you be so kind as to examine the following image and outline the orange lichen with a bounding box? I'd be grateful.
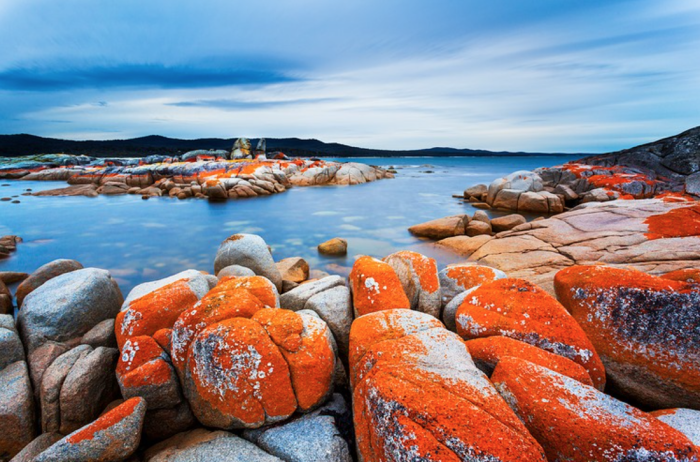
[444,265,501,291]
[644,203,700,240]
[662,268,700,284]
[491,357,699,461]
[213,276,278,308]
[455,278,606,389]
[117,336,172,387]
[554,265,700,405]
[187,317,297,426]
[253,308,335,411]
[349,256,410,316]
[152,328,172,353]
[116,278,199,349]
[464,336,594,386]
[170,287,266,374]
[383,250,439,293]
[67,398,142,444]
[353,316,546,461]
[348,309,443,385]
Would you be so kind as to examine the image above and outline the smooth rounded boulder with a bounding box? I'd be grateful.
[115,269,211,349]
[34,397,146,462]
[348,256,410,317]
[213,234,283,291]
[15,259,83,307]
[555,265,700,409]
[382,250,441,318]
[18,268,123,379]
[439,264,506,330]
[491,357,699,461]
[350,309,546,461]
[181,308,335,429]
[455,277,605,390]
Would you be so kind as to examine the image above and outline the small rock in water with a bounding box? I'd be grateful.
[317,237,347,256]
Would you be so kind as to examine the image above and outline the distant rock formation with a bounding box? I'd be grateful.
[231,138,252,159]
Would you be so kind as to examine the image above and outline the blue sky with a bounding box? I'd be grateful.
[0,0,698,152]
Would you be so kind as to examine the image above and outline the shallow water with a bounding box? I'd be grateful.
[0,155,578,294]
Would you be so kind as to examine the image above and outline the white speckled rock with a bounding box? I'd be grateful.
[438,264,506,307]
[214,234,282,291]
[303,285,353,358]
[383,251,441,318]
[279,276,345,312]
[651,408,700,446]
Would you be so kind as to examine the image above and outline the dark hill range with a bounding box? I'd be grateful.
[0,134,579,158]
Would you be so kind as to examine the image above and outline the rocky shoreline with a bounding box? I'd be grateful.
[0,231,698,461]
[0,138,393,201]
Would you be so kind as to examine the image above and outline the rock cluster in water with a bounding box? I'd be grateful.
[1,232,699,461]
[0,138,393,201]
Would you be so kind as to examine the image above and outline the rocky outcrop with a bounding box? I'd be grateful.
[555,265,700,409]
[350,309,547,461]
[435,198,700,294]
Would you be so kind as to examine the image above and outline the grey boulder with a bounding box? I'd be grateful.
[214,234,282,291]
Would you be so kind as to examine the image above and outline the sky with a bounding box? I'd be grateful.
[0,0,699,152]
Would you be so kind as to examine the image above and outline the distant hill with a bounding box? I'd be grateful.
[0,134,579,158]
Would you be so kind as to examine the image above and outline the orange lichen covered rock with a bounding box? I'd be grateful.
[170,286,267,376]
[213,275,280,308]
[382,251,441,318]
[351,310,547,461]
[34,397,146,462]
[464,336,594,386]
[115,270,211,349]
[182,308,335,429]
[644,203,700,240]
[439,264,506,330]
[348,309,443,386]
[555,265,700,409]
[152,328,172,354]
[491,357,699,461]
[662,268,700,284]
[116,335,182,410]
[455,278,605,390]
[348,256,410,317]
[252,308,335,411]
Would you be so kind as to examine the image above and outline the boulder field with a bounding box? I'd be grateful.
[0,145,392,201]
[1,232,698,461]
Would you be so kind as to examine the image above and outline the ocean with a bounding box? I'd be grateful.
[0,155,579,293]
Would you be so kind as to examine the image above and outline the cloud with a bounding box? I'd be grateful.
[0,63,300,91]
[167,97,342,110]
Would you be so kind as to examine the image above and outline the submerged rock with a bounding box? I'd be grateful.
[317,238,347,256]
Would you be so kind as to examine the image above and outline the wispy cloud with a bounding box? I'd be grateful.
[168,97,340,110]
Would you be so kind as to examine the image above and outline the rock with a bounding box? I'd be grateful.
[303,285,353,358]
[9,432,62,462]
[0,271,29,284]
[278,277,346,313]
[687,172,700,196]
[217,264,256,279]
[487,170,544,205]
[438,263,506,308]
[142,400,196,442]
[179,309,335,429]
[32,184,99,197]
[309,269,330,279]
[650,408,700,446]
[317,238,347,256]
[144,429,281,462]
[0,361,35,461]
[455,278,606,390]
[15,259,83,307]
[407,214,468,240]
[662,267,700,284]
[80,319,117,349]
[464,336,593,385]
[242,394,352,462]
[275,257,309,283]
[434,234,492,258]
[554,183,579,201]
[465,219,492,236]
[115,270,211,349]
[0,293,12,315]
[463,198,700,295]
[214,234,283,291]
[492,188,521,211]
[117,336,181,410]
[382,251,441,318]
[231,138,252,159]
[58,346,120,434]
[40,345,91,433]
[472,210,490,223]
[555,265,700,409]
[348,256,410,317]
[18,268,122,379]
[35,397,146,462]
[350,309,547,461]
[517,191,549,213]
[491,357,699,461]
[491,214,526,232]
[98,182,129,195]
[0,316,24,371]
[464,183,487,199]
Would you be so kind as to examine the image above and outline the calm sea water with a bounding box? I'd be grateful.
[0,155,578,294]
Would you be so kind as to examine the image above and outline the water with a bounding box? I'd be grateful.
[0,155,578,294]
